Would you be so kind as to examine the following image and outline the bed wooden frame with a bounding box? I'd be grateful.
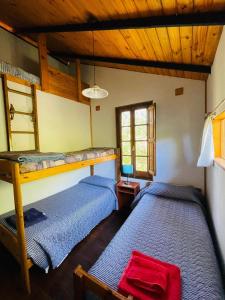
[74,265,133,300]
[0,150,120,294]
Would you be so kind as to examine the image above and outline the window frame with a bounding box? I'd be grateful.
[116,101,156,180]
[213,111,225,169]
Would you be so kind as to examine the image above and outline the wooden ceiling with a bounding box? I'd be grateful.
[0,0,225,81]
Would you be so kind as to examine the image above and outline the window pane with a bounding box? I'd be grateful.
[121,111,130,126]
[136,157,148,172]
[135,125,147,140]
[135,108,147,125]
[136,141,148,156]
[122,127,131,141]
[122,156,131,165]
[122,142,131,155]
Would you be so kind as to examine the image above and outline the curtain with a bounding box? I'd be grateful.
[197,116,214,167]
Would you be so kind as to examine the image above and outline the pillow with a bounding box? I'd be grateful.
[146,182,203,203]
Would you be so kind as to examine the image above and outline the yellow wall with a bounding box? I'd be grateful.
[0,79,91,214]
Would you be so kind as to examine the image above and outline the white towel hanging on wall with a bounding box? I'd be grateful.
[197,116,214,167]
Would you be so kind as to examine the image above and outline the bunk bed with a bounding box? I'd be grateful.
[0,148,120,294]
[74,182,225,300]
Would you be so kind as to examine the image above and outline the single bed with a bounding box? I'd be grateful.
[74,182,224,300]
[0,175,118,271]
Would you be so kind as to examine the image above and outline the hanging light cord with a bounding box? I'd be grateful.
[92,31,96,86]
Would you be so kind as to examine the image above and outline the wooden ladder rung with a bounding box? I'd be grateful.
[7,88,32,97]
[13,110,33,117]
[11,131,34,134]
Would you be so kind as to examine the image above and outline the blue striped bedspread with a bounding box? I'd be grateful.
[89,183,224,300]
[0,175,118,270]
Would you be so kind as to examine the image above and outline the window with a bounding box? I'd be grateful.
[116,101,156,179]
[213,111,225,165]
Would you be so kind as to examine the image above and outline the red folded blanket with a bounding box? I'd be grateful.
[118,251,181,300]
[126,257,168,294]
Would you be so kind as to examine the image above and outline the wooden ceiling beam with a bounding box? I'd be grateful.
[16,11,225,34]
[50,53,211,74]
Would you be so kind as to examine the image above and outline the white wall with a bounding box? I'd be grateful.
[207,27,225,269]
[0,79,91,214]
[85,66,205,190]
[37,90,91,152]
[0,27,73,76]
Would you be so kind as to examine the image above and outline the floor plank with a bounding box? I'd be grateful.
[0,211,128,300]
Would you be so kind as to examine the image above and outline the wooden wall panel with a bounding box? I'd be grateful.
[47,67,90,105]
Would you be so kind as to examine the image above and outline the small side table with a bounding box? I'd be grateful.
[116,180,140,210]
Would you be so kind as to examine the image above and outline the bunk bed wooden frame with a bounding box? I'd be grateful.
[74,265,132,300]
[0,151,120,294]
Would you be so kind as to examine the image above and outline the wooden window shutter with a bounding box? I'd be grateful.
[148,103,156,176]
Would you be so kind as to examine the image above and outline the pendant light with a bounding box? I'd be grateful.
[82,31,108,99]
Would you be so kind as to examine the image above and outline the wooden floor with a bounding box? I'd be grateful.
[0,211,128,300]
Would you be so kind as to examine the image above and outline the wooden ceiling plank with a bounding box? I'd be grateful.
[144,1,168,76]
[177,0,194,78]
[155,27,176,77]
[133,0,151,17]
[180,26,194,79]
[167,29,184,78]
[120,29,150,60]
[192,26,208,65]
[192,0,212,76]
[177,0,194,14]
[119,1,161,75]
[121,0,139,16]
[203,25,223,65]
[80,1,139,67]
[146,0,164,16]
[136,29,160,75]
[194,0,217,12]
[158,1,179,77]
[145,28,170,76]
[201,0,225,72]
[161,0,184,78]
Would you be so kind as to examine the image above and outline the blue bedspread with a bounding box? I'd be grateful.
[0,176,117,270]
[89,183,224,300]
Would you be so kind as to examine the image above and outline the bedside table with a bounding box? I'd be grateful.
[116,180,140,210]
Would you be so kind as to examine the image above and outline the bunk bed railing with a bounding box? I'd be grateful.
[20,154,118,183]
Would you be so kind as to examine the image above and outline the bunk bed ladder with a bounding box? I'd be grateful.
[2,74,40,151]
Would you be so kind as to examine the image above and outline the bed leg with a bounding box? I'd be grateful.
[12,163,31,294]
[90,165,94,176]
[115,148,121,182]
[74,265,85,300]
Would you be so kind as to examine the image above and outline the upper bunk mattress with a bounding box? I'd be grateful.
[89,183,224,300]
[0,148,116,174]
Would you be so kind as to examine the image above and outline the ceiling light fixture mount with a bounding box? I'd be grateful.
[82,31,108,99]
